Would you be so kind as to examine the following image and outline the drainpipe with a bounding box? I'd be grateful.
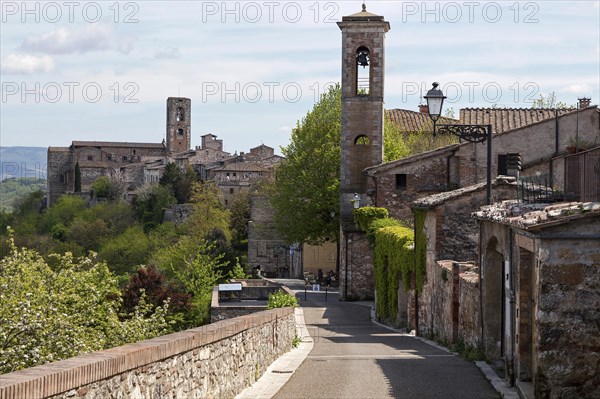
[479,219,485,352]
[509,228,516,386]
[550,110,559,186]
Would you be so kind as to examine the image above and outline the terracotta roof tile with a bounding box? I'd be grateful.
[386,109,457,132]
[459,108,575,134]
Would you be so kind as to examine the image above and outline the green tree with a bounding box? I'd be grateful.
[0,233,170,373]
[160,163,198,204]
[134,184,177,231]
[37,195,86,234]
[99,226,151,277]
[531,92,574,109]
[271,84,341,245]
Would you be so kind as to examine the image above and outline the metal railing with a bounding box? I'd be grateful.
[564,147,600,202]
[518,174,561,204]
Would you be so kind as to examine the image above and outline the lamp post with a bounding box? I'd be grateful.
[350,193,361,209]
[424,82,493,205]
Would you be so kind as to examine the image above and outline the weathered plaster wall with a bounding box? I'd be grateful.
[0,308,295,399]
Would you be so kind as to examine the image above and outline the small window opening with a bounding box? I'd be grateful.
[355,135,370,145]
[177,128,184,136]
[176,107,184,121]
[356,46,370,95]
[396,174,407,190]
[87,155,93,161]
[122,155,128,161]
[230,188,234,194]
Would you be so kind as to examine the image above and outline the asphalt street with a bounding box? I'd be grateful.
[272,282,500,399]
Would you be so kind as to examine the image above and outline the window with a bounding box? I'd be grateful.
[122,155,128,161]
[355,135,370,145]
[356,46,370,95]
[107,154,112,161]
[177,128,184,136]
[176,107,184,121]
[233,173,237,177]
[498,154,507,176]
[230,188,234,194]
[396,174,407,190]
[87,155,93,161]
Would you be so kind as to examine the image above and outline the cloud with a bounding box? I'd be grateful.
[154,47,181,59]
[0,53,55,74]
[19,24,134,55]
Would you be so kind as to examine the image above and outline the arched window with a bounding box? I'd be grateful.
[177,128,184,136]
[176,107,184,121]
[356,46,370,95]
[355,135,370,145]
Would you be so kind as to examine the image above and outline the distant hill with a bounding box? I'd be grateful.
[0,146,47,179]
[0,177,46,212]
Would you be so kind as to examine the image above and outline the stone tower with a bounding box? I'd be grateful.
[338,5,390,299]
[166,97,191,154]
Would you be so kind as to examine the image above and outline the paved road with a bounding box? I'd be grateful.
[272,281,499,399]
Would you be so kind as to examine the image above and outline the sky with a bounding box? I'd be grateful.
[1,0,599,155]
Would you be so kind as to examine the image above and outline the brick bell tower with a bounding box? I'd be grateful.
[338,5,390,300]
[166,97,191,154]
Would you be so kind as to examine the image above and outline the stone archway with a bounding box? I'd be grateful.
[482,237,504,361]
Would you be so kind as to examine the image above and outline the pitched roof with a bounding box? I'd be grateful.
[365,144,460,175]
[72,141,165,149]
[212,163,268,172]
[386,109,457,132]
[459,108,575,134]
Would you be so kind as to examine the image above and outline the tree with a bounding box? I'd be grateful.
[159,163,198,204]
[271,84,341,245]
[532,92,574,109]
[0,233,170,373]
[99,226,151,277]
[134,184,177,231]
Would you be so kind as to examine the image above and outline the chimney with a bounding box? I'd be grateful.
[578,97,591,109]
[419,104,429,114]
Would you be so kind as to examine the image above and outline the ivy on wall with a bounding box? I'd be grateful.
[353,207,415,324]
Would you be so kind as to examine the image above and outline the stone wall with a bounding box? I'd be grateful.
[417,260,481,348]
[533,217,600,398]
[47,147,72,206]
[0,308,295,399]
[339,230,374,300]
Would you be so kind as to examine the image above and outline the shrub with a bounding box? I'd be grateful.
[267,290,299,309]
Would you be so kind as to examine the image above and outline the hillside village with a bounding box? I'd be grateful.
[2,4,599,399]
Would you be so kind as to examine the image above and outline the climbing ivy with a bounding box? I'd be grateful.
[353,207,416,324]
[353,206,389,232]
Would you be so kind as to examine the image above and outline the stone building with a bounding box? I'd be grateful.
[47,97,190,206]
[338,5,390,300]
[247,195,301,278]
[366,104,600,222]
[474,201,600,399]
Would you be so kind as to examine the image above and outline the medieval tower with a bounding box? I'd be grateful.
[338,5,390,299]
[166,97,191,154]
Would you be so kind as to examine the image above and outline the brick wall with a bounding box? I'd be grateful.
[0,308,295,399]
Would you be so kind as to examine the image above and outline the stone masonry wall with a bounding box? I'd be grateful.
[417,260,481,348]
[0,308,295,399]
[339,230,374,300]
[534,217,600,399]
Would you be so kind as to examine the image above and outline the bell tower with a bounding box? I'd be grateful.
[166,97,191,154]
[338,5,390,299]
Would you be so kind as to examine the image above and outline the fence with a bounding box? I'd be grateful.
[564,147,600,202]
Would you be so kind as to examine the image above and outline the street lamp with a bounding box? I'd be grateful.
[424,82,493,205]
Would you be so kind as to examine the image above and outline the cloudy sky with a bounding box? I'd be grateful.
[1,1,599,154]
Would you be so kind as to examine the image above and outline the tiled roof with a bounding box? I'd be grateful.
[213,163,268,172]
[72,141,165,149]
[473,200,600,230]
[386,109,457,132]
[459,108,575,134]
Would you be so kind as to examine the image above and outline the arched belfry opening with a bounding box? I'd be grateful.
[354,135,370,145]
[356,46,370,95]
